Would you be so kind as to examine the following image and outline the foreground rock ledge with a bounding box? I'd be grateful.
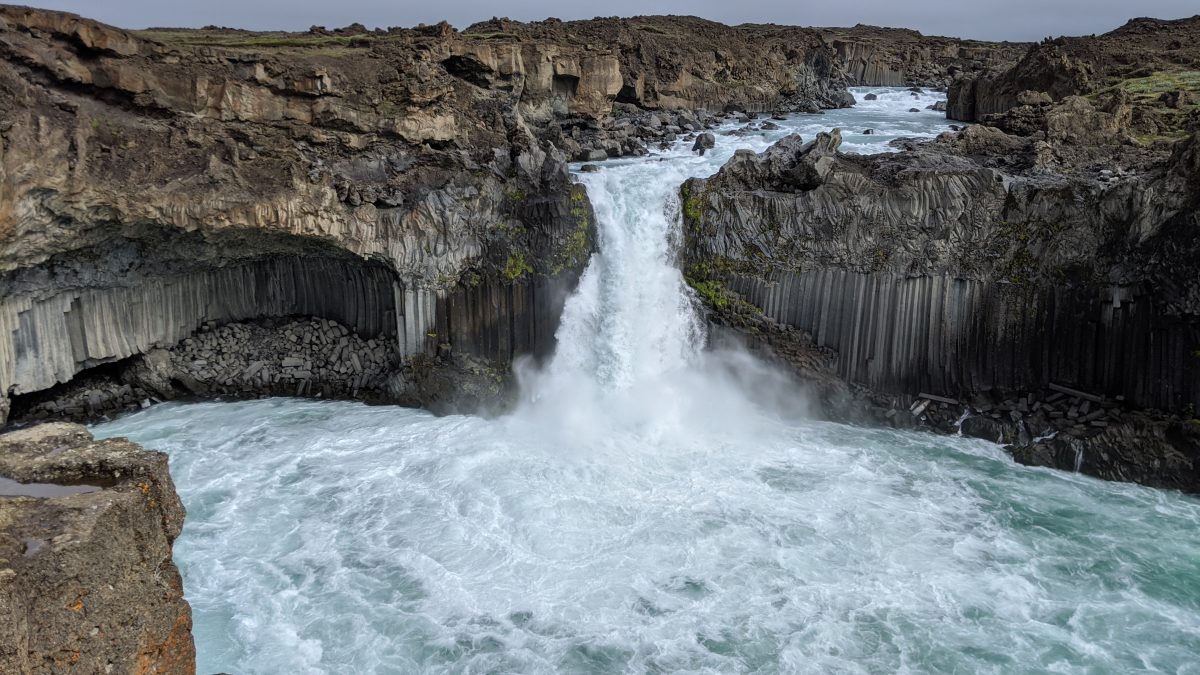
[0,423,194,674]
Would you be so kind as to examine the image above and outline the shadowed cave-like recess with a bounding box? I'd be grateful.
[0,224,577,423]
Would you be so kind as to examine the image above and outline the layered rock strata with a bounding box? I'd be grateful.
[0,423,194,673]
[0,6,610,422]
[0,6,1037,424]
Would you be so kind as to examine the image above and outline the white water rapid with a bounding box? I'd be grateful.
[94,89,1200,674]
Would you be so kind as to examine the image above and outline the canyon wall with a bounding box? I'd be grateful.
[0,6,1038,423]
[0,6,612,422]
[682,125,1200,413]
[817,25,1026,88]
[723,270,1197,411]
[3,8,982,423]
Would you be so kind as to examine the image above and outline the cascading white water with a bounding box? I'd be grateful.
[93,89,1200,674]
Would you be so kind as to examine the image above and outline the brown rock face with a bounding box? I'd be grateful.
[0,423,194,674]
[459,16,854,113]
[0,7,1031,423]
[0,6,607,421]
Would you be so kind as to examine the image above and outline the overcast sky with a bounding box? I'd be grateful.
[24,1,1198,41]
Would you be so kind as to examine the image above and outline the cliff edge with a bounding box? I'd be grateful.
[0,422,194,673]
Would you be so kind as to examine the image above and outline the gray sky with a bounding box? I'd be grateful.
[23,1,1199,41]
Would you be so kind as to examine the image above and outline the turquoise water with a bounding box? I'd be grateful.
[92,89,1200,673]
[96,399,1200,673]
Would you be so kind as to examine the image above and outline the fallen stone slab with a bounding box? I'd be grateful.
[1048,382,1104,404]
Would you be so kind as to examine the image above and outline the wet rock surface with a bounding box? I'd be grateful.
[1009,413,1200,491]
[0,423,194,673]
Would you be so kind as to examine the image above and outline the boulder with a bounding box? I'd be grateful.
[1044,93,1132,145]
[1010,414,1200,492]
[0,424,195,673]
[1160,90,1192,109]
[692,132,715,155]
[1016,89,1053,106]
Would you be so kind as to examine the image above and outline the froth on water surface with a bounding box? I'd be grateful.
[95,398,1200,673]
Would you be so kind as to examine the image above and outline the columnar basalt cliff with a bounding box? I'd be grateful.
[2,7,970,424]
[0,423,194,673]
[816,25,1027,88]
[682,100,1200,489]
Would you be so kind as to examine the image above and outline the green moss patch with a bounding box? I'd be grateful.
[502,251,533,280]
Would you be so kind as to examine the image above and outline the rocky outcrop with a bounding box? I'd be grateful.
[948,15,1200,122]
[1009,413,1200,491]
[816,25,1027,88]
[461,16,855,113]
[0,423,193,673]
[682,122,1200,490]
[0,6,1031,424]
[947,43,1094,120]
[10,316,401,424]
[0,6,605,423]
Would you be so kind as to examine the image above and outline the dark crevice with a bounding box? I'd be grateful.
[441,55,494,88]
[552,74,579,98]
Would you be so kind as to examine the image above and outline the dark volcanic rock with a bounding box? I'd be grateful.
[1011,415,1200,492]
[0,423,194,673]
[0,7,1029,423]
[681,123,1200,430]
[948,15,1200,122]
[692,132,716,155]
[0,6,606,423]
[818,25,1027,88]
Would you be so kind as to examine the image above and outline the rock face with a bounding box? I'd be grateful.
[0,7,607,422]
[948,15,1200,122]
[817,25,1027,88]
[0,7,1032,424]
[682,119,1200,489]
[460,16,855,113]
[0,423,194,673]
[7,7,1018,424]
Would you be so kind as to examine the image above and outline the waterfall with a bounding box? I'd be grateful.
[537,166,705,391]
